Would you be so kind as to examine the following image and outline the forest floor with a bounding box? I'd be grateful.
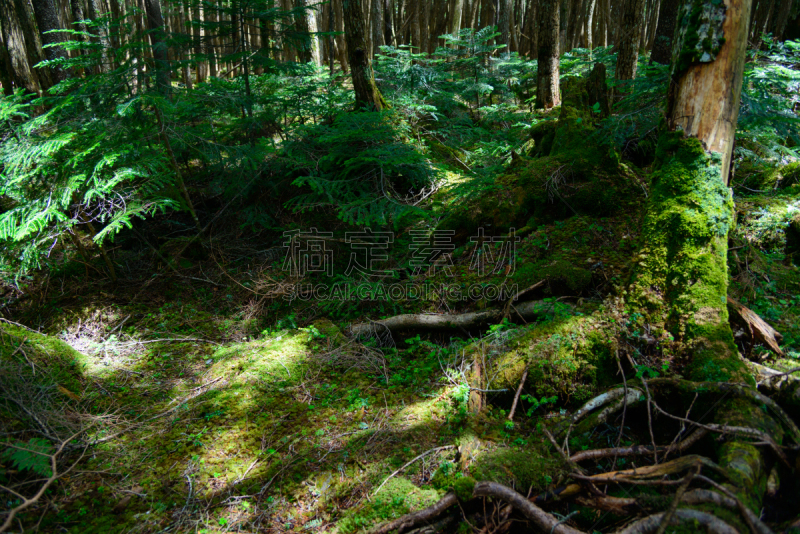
[2,157,800,534]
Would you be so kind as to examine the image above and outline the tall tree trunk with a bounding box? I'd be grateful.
[335,0,349,72]
[449,0,465,36]
[1,0,44,94]
[31,0,70,84]
[584,0,596,51]
[384,0,394,47]
[372,0,384,54]
[771,0,792,40]
[343,0,387,109]
[649,0,676,64]
[434,0,449,48]
[0,19,15,95]
[536,0,559,108]
[499,0,512,53]
[421,0,430,53]
[614,0,645,80]
[638,0,759,513]
[751,0,775,48]
[640,0,751,377]
[410,0,421,50]
[144,0,170,93]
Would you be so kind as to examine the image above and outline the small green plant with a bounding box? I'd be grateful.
[2,438,53,477]
[521,394,558,417]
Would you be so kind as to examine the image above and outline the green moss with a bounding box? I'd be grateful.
[635,132,748,383]
[470,446,564,492]
[338,477,442,534]
[0,323,88,392]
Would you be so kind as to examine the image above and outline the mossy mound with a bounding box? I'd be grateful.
[485,314,617,405]
[338,477,443,534]
[440,73,640,239]
[470,445,564,492]
[0,322,88,393]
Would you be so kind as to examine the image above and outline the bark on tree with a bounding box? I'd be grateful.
[772,0,792,40]
[639,0,752,380]
[334,0,349,72]
[31,0,71,84]
[449,0,464,37]
[499,0,512,54]
[650,0,677,64]
[372,0,384,54]
[614,0,645,80]
[342,0,388,110]
[143,0,171,93]
[536,0,560,108]
[635,0,779,519]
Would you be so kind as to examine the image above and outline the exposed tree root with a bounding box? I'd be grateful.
[349,300,556,339]
[368,481,587,534]
[569,427,708,463]
[615,509,740,534]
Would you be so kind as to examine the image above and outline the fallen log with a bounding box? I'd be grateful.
[349,300,562,339]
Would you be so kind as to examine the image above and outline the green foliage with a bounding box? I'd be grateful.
[283,111,435,225]
[2,438,54,477]
[737,38,800,165]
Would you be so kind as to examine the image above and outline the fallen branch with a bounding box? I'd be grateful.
[727,297,783,356]
[350,300,558,339]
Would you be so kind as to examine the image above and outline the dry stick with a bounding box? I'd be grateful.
[640,377,659,464]
[373,446,456,496]
[612,347,627,468]
[507,365,529,421]
[542,427,585,475]
[616,509,740,534]
[647,400,792,468]
[503,280,545,319]
[0,429,85,533]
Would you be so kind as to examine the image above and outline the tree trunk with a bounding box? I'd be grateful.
[585,0,596,51]
[649,0,677,64]
[772,0,792,40]
[334,0,349,72]
[449,0,464,36]
[636,0,774,517]
[343,0,388,110]
[410,0,421,50]
[499,0,512,54]
[372,0,384,54]
[639,0,752,378]
[614,0,645,80]
[144,0,171,93]
[536,0,560,108]
[31,0,71,84]
[0,19,15,95]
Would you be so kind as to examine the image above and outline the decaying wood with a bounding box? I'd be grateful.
[727,296,784,356]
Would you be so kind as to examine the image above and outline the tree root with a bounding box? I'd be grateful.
[368,481,587,534]
[615,509,740,534]
[569,428,708,463]
[349,300,556,339]
[646,378,800,445]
